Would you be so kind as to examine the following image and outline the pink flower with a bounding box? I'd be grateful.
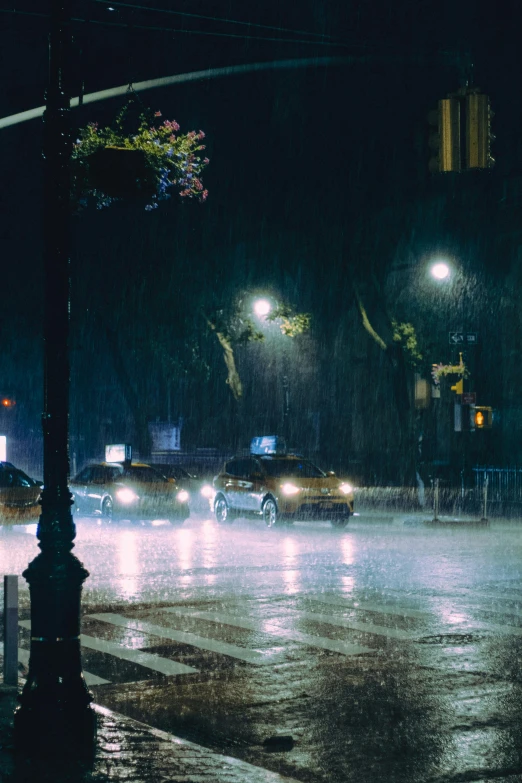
[154,111,162,117]
[162,120,180,132]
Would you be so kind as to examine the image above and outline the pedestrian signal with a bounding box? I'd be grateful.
[472,406,493,429]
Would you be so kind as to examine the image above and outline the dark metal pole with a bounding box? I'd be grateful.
[13,0,96,757]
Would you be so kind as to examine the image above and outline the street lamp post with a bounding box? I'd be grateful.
[13,0,96,758]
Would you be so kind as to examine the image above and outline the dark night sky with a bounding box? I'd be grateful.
[1,0,521,471]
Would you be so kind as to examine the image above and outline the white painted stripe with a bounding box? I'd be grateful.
[1,640,110,686]
[286,609,414,641]
[312,594,522,638]
[89,613,280,665]
[162,607,372,657]
[18,620,196,677]
[445,588,522,613]
[80,635,198,676]
[312,594,431,620]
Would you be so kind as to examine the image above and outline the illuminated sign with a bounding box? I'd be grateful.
[105,444,132,463]
[250,436,287,455]
[0,435,6,462]
[149,423,181,452]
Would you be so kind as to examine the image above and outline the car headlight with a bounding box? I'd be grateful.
[339,483,353,495]
[281,483,300,496]
[116,488,139,504]
[176,489,190,503]
[200,484,214,499]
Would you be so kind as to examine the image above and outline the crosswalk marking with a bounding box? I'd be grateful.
[12,587,522,689]
[0,641,110,686]
[18,620,197,677]
[310,593,522,637]
[89,613,283,665]
[312,594,432,620]
[80,634,198,676]
[286,609,414,641]
[162,607,372,656]
[446,588,522,614]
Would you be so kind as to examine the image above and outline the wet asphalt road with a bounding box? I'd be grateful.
[3,511,522,782]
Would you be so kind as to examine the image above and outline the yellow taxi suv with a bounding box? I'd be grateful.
[0,462,41,526]
[212,438,354,528]
[70,461,190,525]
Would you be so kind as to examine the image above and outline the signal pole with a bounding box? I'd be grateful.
[13,0,96,759]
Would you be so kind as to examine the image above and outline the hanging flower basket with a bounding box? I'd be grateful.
[72,109,209,211]
[86,146,157,200]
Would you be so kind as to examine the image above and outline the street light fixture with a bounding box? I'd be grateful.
[430,262,451,280]
[430,261,451,281]
[253,298,272,318]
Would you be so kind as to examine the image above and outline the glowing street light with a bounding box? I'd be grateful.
[430,261,451,281]
[253,298,272,318]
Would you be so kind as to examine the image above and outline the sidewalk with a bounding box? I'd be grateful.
[0,685,299,783]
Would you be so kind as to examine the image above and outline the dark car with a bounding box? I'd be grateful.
[70,462,190,524]
[212,452,355,528]
[153,463,214,513]
[0,462,41,526]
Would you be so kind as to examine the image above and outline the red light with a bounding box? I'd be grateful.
[1,398,15,408]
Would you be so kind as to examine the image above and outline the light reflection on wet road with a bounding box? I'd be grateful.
[3,512,522,781]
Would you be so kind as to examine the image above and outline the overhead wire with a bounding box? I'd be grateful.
[91,0,343,43]
[0,7,350,49]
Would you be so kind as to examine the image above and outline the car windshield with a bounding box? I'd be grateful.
[122,466,166,483]
[157,466,191,480]
[261,459,325,479]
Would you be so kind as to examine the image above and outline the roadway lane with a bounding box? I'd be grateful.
[3,512,522,781]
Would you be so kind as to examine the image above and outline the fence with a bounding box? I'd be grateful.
[473,466,522,514]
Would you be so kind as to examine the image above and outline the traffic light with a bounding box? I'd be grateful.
[450,378,463,394]
[471,406,493,429]
[428,88,494,173]
[466,92,494,170]
[428,99,461,173]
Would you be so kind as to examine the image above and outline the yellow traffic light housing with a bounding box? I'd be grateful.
[428,99,461,173]
[429,87,494,174]
[466,93,494,170]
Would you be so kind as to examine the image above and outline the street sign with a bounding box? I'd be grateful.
[462,392,476,404]
[449,332,464,344]
[449,331,478,345]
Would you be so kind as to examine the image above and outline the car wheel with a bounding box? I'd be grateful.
[101,496,114,521]
[262,498,278,528]
[330,516,349,528]
[215,495,233,525]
